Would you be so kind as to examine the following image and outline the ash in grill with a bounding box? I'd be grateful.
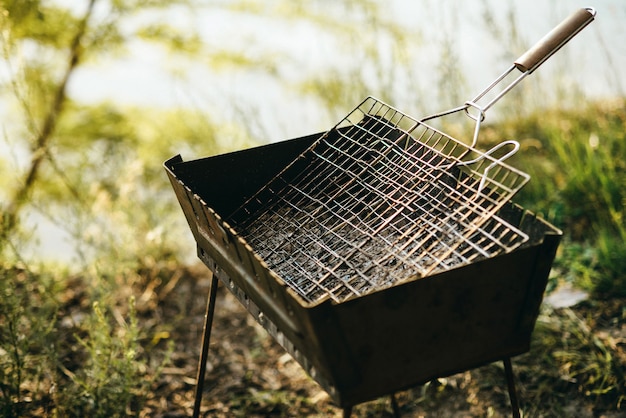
[231,102,529,303]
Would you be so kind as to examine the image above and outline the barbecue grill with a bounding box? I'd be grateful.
[165,8,595,417]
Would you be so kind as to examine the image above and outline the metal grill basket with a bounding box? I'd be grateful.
[230,97,531,303]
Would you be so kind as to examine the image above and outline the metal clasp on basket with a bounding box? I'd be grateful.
[457,140,521,196]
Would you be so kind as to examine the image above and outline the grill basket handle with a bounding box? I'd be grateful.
[514,7,596,73]
[456,7,596,147]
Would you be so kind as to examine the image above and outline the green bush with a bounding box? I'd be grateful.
[595,231,626,298]
[0,265,61,417]
[57,298,147,417]
[0,264,170,417]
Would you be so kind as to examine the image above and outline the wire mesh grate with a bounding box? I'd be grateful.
[231,97,530,303]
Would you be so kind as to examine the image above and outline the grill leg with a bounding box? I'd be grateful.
[503,358,521,418]
[342,406,353,418]
[192,274,220,418]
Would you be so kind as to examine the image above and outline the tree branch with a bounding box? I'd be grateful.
[1,0,98,246]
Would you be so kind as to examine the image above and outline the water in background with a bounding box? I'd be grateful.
[68,0,625,141]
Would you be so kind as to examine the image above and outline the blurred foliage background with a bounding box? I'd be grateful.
[0,0,624,416]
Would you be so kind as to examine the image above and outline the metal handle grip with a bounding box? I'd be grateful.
[515,7,596,73]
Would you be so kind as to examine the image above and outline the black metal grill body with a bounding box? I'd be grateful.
[164,130,562,408]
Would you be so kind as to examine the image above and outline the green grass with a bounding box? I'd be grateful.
[517,301,626,414]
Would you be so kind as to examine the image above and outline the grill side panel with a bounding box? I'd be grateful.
[168,132,320,219]
[317,233,560,407]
